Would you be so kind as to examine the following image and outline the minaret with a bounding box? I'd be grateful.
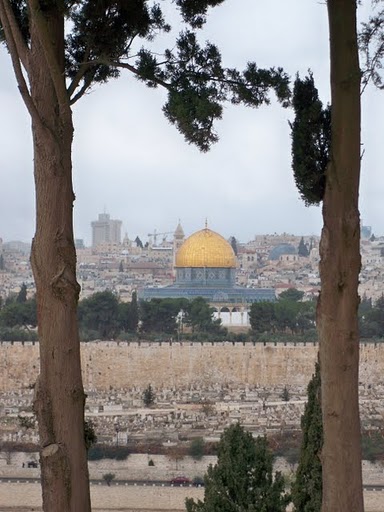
[173,221,185,276]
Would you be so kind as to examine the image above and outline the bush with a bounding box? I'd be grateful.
[102,473,115,486]
[189,437,205,460]
[88,444,130,461]
[361,431,384,462]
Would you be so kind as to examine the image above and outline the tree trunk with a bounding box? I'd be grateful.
[27,10,91,512]
[319,1,363,511]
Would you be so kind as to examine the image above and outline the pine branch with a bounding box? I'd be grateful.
[69,69,96,105]
[67,46,92,98]
[1,0,30,72]
[0,0,42,129]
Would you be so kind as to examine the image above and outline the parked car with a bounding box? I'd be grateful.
[192,476,205,487]
[170,476,191,486]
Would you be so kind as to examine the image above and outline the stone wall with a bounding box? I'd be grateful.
[0,340,383,392]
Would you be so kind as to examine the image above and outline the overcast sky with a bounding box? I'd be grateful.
[1,0,383,246]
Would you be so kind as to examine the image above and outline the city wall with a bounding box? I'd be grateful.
[0,341,382,392]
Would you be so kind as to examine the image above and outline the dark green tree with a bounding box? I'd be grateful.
[130,290,139,332]
[298,237,309,257]
[16,282,27,303]
[189,437,205,461]
[279,288,304,302]
[274,300,301,333]
[249,301,276,334]
[185,297,221,332]
[118,293,139,333]
[186,424,290,512]
[360,294,384,338]
[0,254,4,271]
[229,236,238,256]
[142,384,155,407]
[139,298,181,333]
[292,361,322,512]
[84,420,98,451]
[135,236,144,249]
[290,73,331,206]
[118,260,124,273]
[0,296,37,328]
[78,291,119,338]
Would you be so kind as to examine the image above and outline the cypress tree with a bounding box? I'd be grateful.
[292,361,323,512]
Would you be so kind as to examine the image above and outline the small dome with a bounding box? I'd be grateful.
[176,228,236,268]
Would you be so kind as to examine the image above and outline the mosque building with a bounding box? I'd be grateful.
[139,224,275,326]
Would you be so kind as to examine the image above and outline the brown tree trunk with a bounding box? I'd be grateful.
[26,8,91,512]
[319,1,363,510]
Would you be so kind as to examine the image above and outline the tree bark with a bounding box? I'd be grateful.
[11,5,91,512]
[319,1,363,510]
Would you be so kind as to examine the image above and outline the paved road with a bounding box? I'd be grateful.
[0,477,383,491]
[0,477,201,487]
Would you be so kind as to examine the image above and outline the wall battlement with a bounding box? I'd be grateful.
[0,340,382,392]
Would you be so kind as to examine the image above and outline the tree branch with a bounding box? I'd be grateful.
[112,60,171,90]
[1,0,30,72]
[67,46,92,98]
[0,0,43,129]
[69,70,96,105]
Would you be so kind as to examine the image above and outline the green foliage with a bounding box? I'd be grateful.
[0,254,4,271]
[118,295,138,333]
[87,445,130,461]
[297,238,310,257]
[102,472,115,486]
[148,458,155,466]
[185,297,223,333]
[142,384,156,407]
[359,294,384,338]
[361,431,384,462]
[139,298,182,333]
[16,283,27,303]
[290,73,331,205]
[84,420,98,451]
[292,361,322,512]
[229,236,238,256]
[1,1,290,152]
[0,297,37,328]
[359,6,384,91]
[0,326,38,341]
[78,290,119,338]
[186,424,290,512]
[279,288,304,302]
[250,297,315,336]
[189,437,205,461]
[249,301,276,334]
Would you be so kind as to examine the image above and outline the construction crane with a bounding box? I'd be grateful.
[147,229,174,246]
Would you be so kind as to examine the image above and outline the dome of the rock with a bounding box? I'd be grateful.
[175,228,236,268]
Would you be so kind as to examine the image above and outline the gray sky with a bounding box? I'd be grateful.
[1,0,383,245]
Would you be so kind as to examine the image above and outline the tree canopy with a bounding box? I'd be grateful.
[0,0,290,152]
[186,423,290,512]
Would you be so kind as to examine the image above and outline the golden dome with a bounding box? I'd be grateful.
[175,228,236,268]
